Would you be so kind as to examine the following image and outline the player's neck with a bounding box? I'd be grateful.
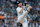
[18,6,22,8]
[20,6,22,8]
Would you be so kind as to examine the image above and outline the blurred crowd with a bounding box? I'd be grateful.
[0,0,40,27]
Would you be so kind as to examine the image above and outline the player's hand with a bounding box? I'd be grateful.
[28,6,32,9]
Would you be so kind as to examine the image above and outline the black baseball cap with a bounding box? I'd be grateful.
[17,1,22,4]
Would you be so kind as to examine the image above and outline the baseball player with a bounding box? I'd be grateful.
[16,1,32,27]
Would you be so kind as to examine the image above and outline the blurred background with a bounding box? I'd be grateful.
[0,0,40,27]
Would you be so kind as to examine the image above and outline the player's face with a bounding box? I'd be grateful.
[18,3,22,7]
[20,3,22,6]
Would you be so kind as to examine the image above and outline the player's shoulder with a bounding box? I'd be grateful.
[16,7,20,10]
[17,7,20,9]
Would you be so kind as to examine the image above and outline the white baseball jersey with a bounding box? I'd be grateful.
[16,7,28,23]
[16,5,31,27]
